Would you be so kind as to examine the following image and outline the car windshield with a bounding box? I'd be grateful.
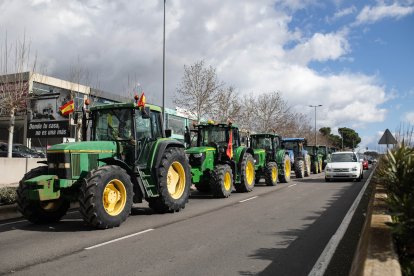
[331,153,357,162]
[93,108,133,141]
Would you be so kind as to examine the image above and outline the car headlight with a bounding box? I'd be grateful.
[326,167,332,172]
[352,166,358,171]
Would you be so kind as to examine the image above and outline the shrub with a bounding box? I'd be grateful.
[376,143,414,275]
[0,187,18,205]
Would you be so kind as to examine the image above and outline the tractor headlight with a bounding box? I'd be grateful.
[192,153,203,158]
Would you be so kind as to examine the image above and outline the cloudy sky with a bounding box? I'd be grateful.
[1,0,413,151]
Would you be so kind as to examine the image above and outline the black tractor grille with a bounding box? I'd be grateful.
[47,152,72,179]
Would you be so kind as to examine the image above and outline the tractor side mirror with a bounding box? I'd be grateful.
[141,107,151,119]
[184,127,191,146]
[165,129,172,138]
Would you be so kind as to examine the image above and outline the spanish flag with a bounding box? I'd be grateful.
[137,92,146,108]
[59,99,75,116]
[226,130,233,159]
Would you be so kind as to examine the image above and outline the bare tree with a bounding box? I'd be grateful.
[174,60,223,123]
[210,86,241,123]
[0,33,37,157]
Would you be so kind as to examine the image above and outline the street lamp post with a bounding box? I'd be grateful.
[309,105,322,146]
[162,0,166,127]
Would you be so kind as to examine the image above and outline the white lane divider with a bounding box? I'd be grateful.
[85,228,155,250]
[288,184,297,188]
[0,219,27,227]
[239,196,258,203]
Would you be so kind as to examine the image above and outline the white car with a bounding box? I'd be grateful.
[325,151,363,182]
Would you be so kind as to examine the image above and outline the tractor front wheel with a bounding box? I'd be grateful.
[279,155,291,183]
[17,166,70,224]
[235,153,255,192]
[210,164,233,198]
[79,165,133,229]
[264,162,278,186]
[295,160,305,178]
[148,147,191,213]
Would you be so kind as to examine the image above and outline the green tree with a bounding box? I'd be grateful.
[338,127,361,149]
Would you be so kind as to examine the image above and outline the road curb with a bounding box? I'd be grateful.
[0,204,21,221]
[350,180,402,276]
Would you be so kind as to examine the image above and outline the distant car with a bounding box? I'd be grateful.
[362,158,369,170]
[325,151,363,182]
[0,142,46,158]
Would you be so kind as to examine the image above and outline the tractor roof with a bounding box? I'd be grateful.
[282,138,306,142]
[195,122,239,129]
[251,133,281,138]
[90,102,162,113]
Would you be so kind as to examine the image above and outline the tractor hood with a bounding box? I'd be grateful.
[185,146,216,154]
[47,141,117,155]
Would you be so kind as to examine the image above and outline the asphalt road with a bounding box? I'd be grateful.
[0,169,372,276]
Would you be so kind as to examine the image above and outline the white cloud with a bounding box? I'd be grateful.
[332,6,357,21]
[0,0,390,131]
[355,3,414,25]
[403,112,414,124]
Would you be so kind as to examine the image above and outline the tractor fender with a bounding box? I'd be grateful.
[236,147,255,169]
[151,139,185,184]
[99,157,145,200]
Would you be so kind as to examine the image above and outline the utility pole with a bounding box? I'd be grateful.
[309,105,322,146]
[162,0,166,128]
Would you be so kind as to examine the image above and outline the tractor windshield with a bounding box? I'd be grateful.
[198,126,229,147]
[251,137,272,151]
[93,108,133,141]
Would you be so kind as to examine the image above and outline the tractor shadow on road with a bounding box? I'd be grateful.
[238,179,366,276]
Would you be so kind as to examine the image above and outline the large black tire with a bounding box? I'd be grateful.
[279,155,291,183]
[311,161,318,174]
[17,166,70,224]
[210,164,233,198]
[79,165,133,229]
[148,147,191,213]
[294,160,305,178]
[264,162,278,186]
[304,157,311,177]
[235,153,255,192]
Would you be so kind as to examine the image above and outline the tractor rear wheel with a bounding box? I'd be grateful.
[295,160,305,178]
[79,165,133,229]
[235,153,255,192]
[148,147,191,213]
[210,164,233,198]
[319,160,323,173]
[264,162,278,186]
[17,166,70,224]
[279,155,291,183]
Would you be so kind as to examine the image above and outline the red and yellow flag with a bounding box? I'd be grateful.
[137,92,146,108]
[226,130,233,159]
[59,99,74,116]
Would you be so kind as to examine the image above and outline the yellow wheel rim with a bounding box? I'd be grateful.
[102,179,127,216]
[224,171,232,191]
[246,160,255,185]
[285,159,291,178]
[272,167,278,182]
[167,161,186,200]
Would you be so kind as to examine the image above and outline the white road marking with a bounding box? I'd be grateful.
[308,168,375,276]
[0,219,27,227]
[288,184,297,188]
[239,196,258,203]
[85,228,155,250]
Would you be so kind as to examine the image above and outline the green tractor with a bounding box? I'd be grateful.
[281,138,311,178]
[304,145,323,174]
[317,145,332,170]
[185,121,256,198]
[17,99,191,229]
[249,133,292,184]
